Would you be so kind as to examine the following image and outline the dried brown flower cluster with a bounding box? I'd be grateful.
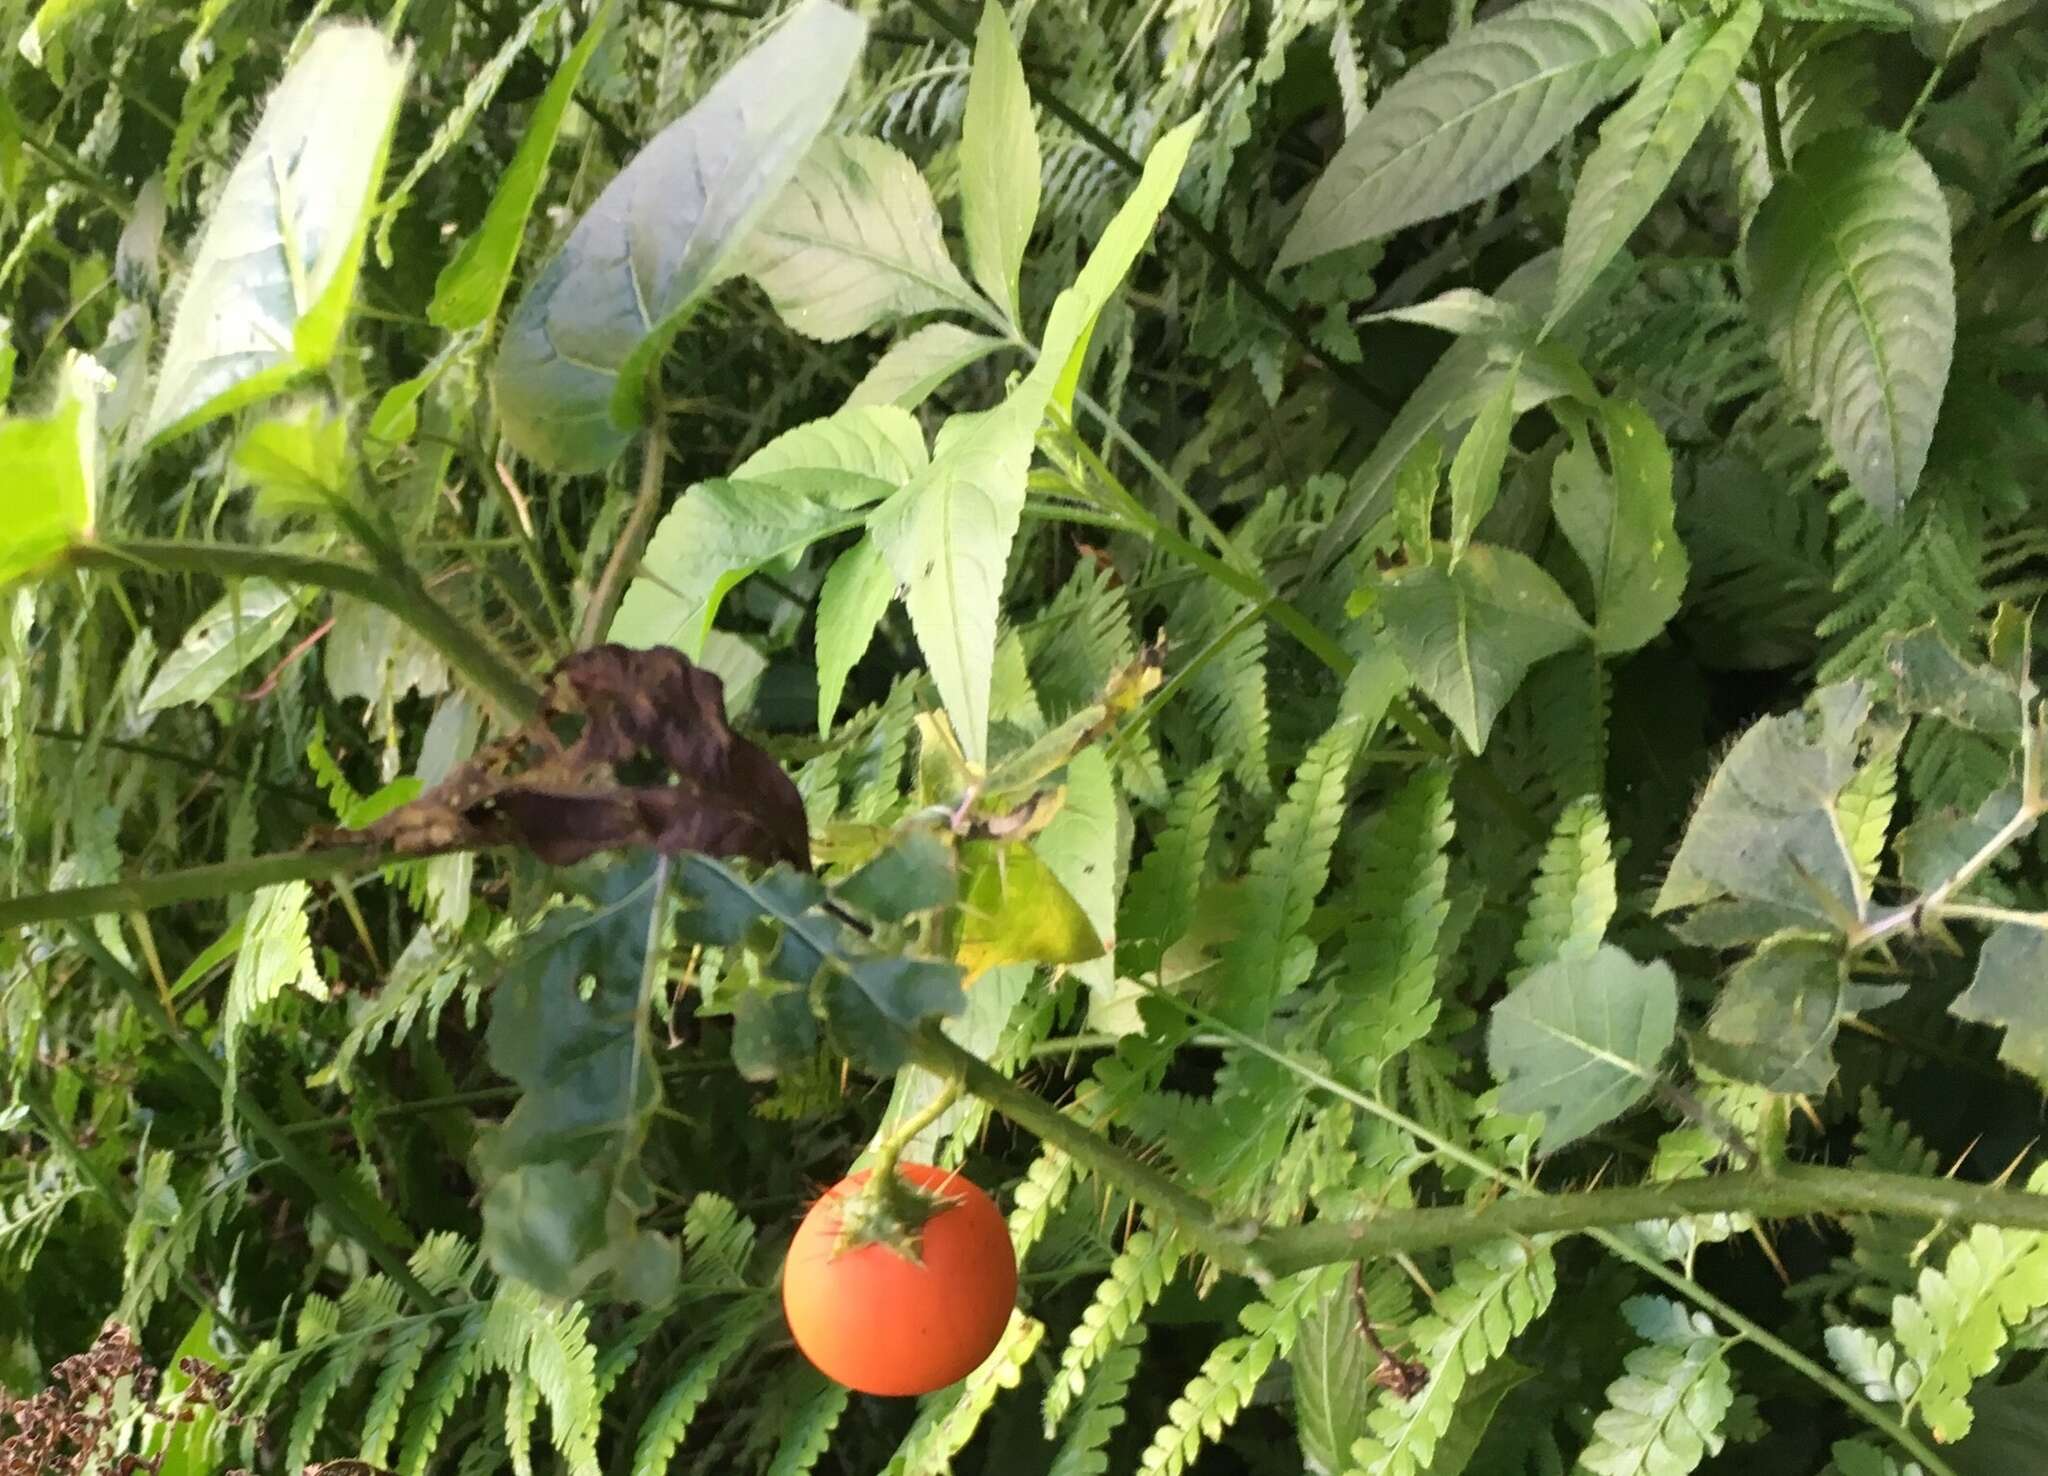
[0,1322,232,1476]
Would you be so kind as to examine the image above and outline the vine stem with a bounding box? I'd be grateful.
[65,926,444,1316]
[581,404,670,647]
[0,846,378,929]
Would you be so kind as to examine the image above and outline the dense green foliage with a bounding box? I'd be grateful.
[5,0,2048,1473]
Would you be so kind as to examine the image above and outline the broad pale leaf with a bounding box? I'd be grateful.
[960,1,1039,325]
[1034,747,1120,997]
[428,0,614,332]
[1447,371,1519,558]
[1488,943,1677,1152]
[848,322,1006,410]
[1278,0,1658,266]
[1362,288,1537,340]
[612,406,925,656]
[1949,922,2048,1085]
[741,136,986,342]
[1550,399,1687,652]
[138,581,301,713]
[1746,127,1955,514]
[1294,1296,1376,1476]
[814,535,896,735]
[493,0,866,472]
[1549,1,1760,329]
[145,24,408,443]
[1376,541,1589,753]
[0,352,98,588]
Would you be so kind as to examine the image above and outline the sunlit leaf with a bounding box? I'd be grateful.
[0,352,98,588]
[960,1,1040,325]
[956,838,1106,980]
[144,24,409,444]
[138,580,302,713]
[814,534,898,736]
[492,0,866,472]
[847,322,1007,410]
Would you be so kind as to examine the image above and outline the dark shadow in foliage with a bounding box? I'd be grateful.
[321,644,809,870]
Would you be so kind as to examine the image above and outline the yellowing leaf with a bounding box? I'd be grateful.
[956,839,1105,980]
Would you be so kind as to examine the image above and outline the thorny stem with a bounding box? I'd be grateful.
[0,845,378,930]
[581,404,671,647]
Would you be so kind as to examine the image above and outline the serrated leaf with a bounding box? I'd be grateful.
[1488,943,1677,1152]
[1702,937,1845,1093]
[1549,3,1760,329]
[429,0,614,333]
[139,581,301,712]
[1746,127,1956,514]
[145,24,408,444]
[847,322,1007,410]
[1550,399,1687,652]
[0,352,97,588]
[1949,923,2048,1085]
[742,135,987,342]
[492,0,865,472]
[1279,0,1658,265]
[1577,1297,1734,1476]
[1362,288,1536,340]
[960,2,1039,325]
[813,535,897,736]
[1294,1297,1375,1476]
[1377,541,1589,753]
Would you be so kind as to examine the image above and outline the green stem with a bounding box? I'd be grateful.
[18,1080,261,1349]
[1756,43,1790,178]
[0,846,379,930]
[73,540,539,723]
[580,407,669,647]
[1255,1164,2048,1275]
[66,927,444,1316]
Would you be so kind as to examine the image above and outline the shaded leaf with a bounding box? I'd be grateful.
[1447,372,1518,559]
[835,828,958,921]
[1549,3,1760,329]
[492,1,866,471]
[1376,541,1589,753]
[741,136,985,342]
[1279,0,1658,265]
[960,2,1039,324]
[145,24,408,443]
[1294,1295,1375,1476]
[1488,942,1677,1152]
[1885,625,2029,737]
[1746,128,1956,514]
[428,0,614,333]
[1949,922,2048,1085]
[1702,937,1845,1094]
[1550,399,1687,653]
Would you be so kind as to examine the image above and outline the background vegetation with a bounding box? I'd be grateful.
[5,0,2048,1472]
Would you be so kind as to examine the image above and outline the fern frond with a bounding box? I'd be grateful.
[1350,1238,1559,1476]
[1824,1324,1919,1407]
[1118,759,1222,980]
[398,1315,489,1476]
[1165,575,1270,797]
[1511,795,1615,981]
[682,1192,758,1288]
[883,1311,1046,1476]
[629,1306,765,1476]
[1045,1228,1181,1430]
[1045,1334,1140,1476]
[1024,563,1136,717]
[764,1376,851,1476]
[1136,1266,1344,1476]
[1326,768,1455,1084]
[1575,1297,1737,1476]
[1892,1183,2048,1442]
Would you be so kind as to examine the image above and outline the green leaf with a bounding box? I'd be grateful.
[232,403,351,508]
[1703,937,1846,1094]
[0,351,97,588]
[479,861,675,1304]
[1655,683,1895,924]
[1376,541,1589,753]
[1746,127,1956,515]
[957,838,1106,980]
[1577,1298,1735,1476]
[1362,288,1538,340]
[1035,747,1122,1004]
[612,406,925,656]
[1513,795,1616,978]
[492,0,866,472]
[1447,370,1518,558]
[814,534,897,735]
[138,581,302,713]
[1884,625,2029,736]
[834,828,957,921]
[741,136,987,342]
[1549,2,1760,330]
[960,2,1039,326]
[17,0,105,69]
[1487,942,1677,1152]
[428,0,614,333]
[1293,1296,1375,1476]
[1949,923,2048,1085]
[145,24,409,444]
[846,322,1007,410]
[1550,399,1687,652]
[1278,0,1658,266]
